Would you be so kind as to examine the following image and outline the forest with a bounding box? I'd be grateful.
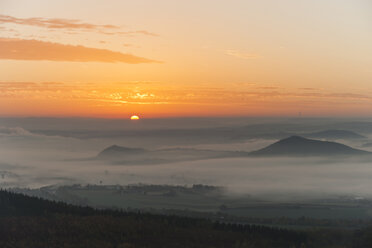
[1,189,372,248]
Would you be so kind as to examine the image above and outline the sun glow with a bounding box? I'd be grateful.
[130,115,140,120]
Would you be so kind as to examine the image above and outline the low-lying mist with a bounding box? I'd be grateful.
[1,117,372,202]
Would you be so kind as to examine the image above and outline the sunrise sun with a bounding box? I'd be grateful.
[130,115,140,120]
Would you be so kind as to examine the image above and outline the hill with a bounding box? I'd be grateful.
[304,129,366,140]
[250,136,371,157]
[97,145,147,158]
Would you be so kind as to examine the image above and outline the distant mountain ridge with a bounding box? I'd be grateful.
[96,136,370,164]
[97,145,249,164]
[231,128,366,142]
[251,136,371,157]
[304,129,366,140]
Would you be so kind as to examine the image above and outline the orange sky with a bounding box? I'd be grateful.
[0,0,372,118]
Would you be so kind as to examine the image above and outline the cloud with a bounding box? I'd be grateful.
[0,14,119,31]
[132,30,159,37]
[1,81,371,111]
[225,49,261,59]
[0,125,77,141]
[298,87,321,91]
[102,30,159,37]
[119,30,158,37]
[256,86,280,90]
[0,126,35,137]
[0,14,159,36]
[0,38,160,63]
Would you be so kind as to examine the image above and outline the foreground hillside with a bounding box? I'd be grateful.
[1,190,372,248]
[0,190,306,248]
[0,191,328,247]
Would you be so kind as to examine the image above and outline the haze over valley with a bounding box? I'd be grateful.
[2,117,372,202]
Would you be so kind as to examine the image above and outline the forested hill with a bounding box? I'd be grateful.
[0,190,307,248]
[0,189,98,216]
[0,189,371,248]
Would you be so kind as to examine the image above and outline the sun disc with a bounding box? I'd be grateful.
[130,115,140,120]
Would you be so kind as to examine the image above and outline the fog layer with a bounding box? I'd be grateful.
[1,117,372,201]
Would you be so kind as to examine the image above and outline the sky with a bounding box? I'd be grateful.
[0,0,371,118]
